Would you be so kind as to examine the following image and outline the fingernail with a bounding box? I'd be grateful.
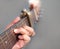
[18,36,23,40]
[14,29,18,33]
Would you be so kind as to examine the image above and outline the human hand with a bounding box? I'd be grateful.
[6,17,35,49]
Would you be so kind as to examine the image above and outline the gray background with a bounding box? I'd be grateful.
[0,0,60,49]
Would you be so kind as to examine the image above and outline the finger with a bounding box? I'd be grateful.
[23,25,35,36]
[12,40,24,49]
[14,28,29,35]
[23,34,31,44]
[18,35,23,40]
[6,17,20,29]
[18,34,31,44]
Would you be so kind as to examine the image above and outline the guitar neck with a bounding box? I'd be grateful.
[0,9,34,49]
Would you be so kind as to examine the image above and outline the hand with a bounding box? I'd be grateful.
[6,17,35,49]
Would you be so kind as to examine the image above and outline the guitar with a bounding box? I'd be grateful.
[0,9,35,49]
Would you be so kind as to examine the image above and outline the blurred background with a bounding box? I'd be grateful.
[0,0,60,49]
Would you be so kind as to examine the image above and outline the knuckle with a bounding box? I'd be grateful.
[31,28,34,33]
